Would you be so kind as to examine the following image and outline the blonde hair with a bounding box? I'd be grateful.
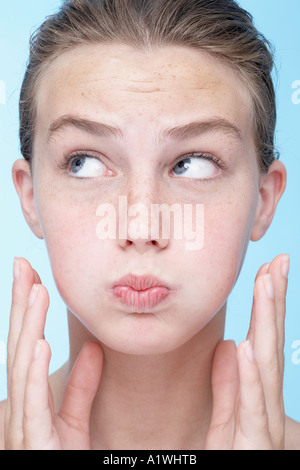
[20,0,278,172]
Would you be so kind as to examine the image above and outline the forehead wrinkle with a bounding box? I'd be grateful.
[120,86,166,94]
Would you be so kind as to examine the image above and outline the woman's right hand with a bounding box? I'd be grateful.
[205,254,288,450]
[4,258,103,450]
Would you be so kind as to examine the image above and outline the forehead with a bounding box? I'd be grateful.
[35,43,253,140]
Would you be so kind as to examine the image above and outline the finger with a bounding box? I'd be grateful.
[247,261,270,344]
[205,341,238,450]
[261,254,289,448]
[268,254,289,377]
[59,342,103,436]
[8,284,49,446]
[250,273,285,448]
[247,255,289,378]
[236,340,273,449]
[5,258,42,448]
[23,340,56,450]
[7,258,39,383]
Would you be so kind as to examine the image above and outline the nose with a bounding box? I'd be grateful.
[117,178,170,254]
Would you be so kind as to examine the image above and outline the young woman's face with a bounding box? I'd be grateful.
[31,44,261,354]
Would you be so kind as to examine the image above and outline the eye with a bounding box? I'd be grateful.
[67,154,114,178]
[171,153,220,180]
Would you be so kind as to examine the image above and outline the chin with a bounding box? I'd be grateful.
[97,319,191,356]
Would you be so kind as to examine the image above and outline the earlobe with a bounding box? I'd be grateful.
[250,160,287,242]
[12,159,44,240]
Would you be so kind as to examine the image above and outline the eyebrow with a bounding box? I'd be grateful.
[47,114,243,144]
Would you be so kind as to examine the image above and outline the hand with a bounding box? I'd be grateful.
[205,254,289,450]
[4,258,103,450]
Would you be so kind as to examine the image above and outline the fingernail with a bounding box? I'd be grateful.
[33,340,42,360]
[13,258,20,281]
[244,340,254,362]
[28,284,38,307]
[281,254,290,278]
[263,274,274,299]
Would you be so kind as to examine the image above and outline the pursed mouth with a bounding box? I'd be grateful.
[111,273,176,312]
[112,273,171,291]
[112,285,171,312]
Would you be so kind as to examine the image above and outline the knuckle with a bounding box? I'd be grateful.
[9,363,24,392]
[9,369,22,397]
[275,289,287,305]
[257,354,280,377]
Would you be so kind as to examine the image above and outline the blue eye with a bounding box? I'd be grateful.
[172,154,219,179]
[173,158,192,176]
[71,157,86,174]
[66,154,112,178]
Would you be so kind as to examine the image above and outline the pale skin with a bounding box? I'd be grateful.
[1,43,300,449]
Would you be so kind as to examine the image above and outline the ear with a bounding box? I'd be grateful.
[251,160,287,242]
[12,159,44,240]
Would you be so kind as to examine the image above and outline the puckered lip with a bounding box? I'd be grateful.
[111,274,171,291]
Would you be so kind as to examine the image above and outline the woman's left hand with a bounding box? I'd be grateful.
[205,254,289,450]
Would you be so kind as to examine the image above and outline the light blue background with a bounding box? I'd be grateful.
[0,0,299,423]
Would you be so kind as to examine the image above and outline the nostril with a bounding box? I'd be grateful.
[119,239,132,248]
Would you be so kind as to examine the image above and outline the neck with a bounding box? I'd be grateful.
[63,308,225,450]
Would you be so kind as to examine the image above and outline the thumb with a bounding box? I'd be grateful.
[59,342,103,433]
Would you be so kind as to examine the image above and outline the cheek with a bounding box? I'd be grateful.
[182,196,257,313]
[37,197,103,299]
